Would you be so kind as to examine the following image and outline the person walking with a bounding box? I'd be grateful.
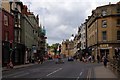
[103,56,108,67]
[97,54,100,63]
[92,55,95,63]
[7,60,14,69]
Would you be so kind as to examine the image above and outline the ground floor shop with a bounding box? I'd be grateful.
[2,41,25,67]
[90,43,120,60]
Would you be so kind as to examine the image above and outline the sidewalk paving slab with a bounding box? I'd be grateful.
[94,66,118,78]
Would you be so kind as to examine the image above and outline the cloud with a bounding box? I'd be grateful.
[21,0,119,45]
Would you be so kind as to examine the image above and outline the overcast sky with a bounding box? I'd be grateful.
[21,0,119,45]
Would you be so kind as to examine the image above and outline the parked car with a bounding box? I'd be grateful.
[68,56,74,61]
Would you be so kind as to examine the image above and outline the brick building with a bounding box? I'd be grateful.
[1,8,14,66]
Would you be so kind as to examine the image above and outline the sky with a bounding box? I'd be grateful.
[21,0,119,45]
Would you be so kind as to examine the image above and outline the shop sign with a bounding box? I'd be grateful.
[100,44,109,47]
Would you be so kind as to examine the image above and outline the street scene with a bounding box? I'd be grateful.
[2,59,118,79]
[1,0,120,80]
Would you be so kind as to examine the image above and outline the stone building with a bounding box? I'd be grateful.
[61,39,74,57]
[80,23,86,51]
[86,2,120,59]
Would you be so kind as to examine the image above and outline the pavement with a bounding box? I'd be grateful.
[94,66,118,78]
[2,61,119,79]
[2,63,37,71]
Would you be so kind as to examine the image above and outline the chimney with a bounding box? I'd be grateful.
[109,2,111,5]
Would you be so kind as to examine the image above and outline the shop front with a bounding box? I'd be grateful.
[99,44,111,59]
[98,44,120,59]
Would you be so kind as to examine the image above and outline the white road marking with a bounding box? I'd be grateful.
[76,72,83,80]
[46,68,62,76]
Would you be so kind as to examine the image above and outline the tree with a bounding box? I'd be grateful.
[50,43,60,55]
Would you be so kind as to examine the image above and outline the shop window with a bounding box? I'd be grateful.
[115,48,120,58]
[117,31,120,40]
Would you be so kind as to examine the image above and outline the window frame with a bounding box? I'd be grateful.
[117,19,120,26]
[102,20,107,28]
[102,9,107,16]
[117,6,120,13]
[117,31,120,40]
[4,14,9,26]
[5,31,9,41]
[102,31,107,41]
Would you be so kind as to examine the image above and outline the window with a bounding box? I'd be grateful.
[102,10,107,16]
[102,31,107,41]
[117,31,120,40]
[4,14,8,26]
[14,30,17,42]
[15,14,18,23]
[117,19,120,25]
[102,20,107,28]
[65,44,68,50]
[5,31,9,41]
[117,6,120,13]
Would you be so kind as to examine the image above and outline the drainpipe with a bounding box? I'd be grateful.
[97,18,99,59]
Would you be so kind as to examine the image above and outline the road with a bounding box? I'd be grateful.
[2,59,105,80]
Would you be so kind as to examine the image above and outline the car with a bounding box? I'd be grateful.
[55,58,64,64]
[68,56,74,61]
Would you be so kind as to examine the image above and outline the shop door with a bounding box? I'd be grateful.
[100,49,109,58]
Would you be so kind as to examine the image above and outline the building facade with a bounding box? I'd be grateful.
[21,5,35,63]
[87,2,120,60]
[1,8,14,66]
[61,39,74,57]
[1,0,47,65]
[38,26,47,58]
[80,23,86,51]
[2,0,26,65]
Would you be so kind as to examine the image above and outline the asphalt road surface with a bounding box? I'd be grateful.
[2,59,103,80]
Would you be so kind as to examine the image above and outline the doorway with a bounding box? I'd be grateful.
[100,49,109,59]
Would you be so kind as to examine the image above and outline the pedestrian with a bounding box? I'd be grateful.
[97,54,100,63]
[103,56,108,67]
[92,55,95,63]
[7,60,13,69]
[40,56,44,64]
[88,55,92,62]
